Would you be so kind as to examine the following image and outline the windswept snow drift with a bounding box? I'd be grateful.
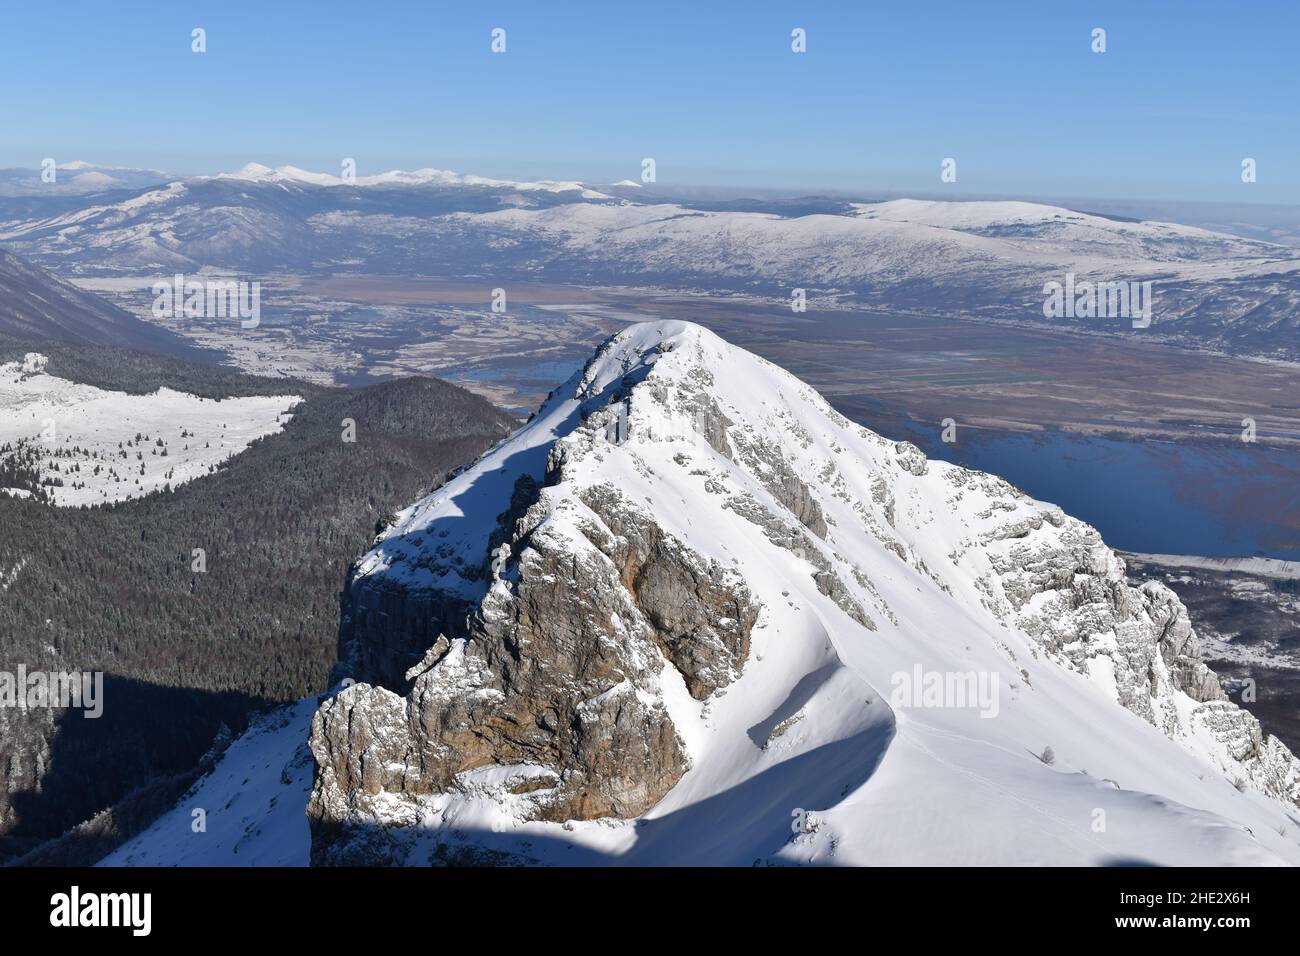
[114,322,1300,866]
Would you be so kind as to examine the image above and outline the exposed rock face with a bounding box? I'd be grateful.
[893,441,929,476]
[580,484,759,699]
[964,472,1300,805]
[309,429,761,864]
[723,491,874,630]
[732,433,828,538]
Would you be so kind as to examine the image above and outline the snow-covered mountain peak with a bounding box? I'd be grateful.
[222,161,275,179]
[206,162,613,198]
[215,162,339,186]
[297,320,1300,866]
[355,319,863,587]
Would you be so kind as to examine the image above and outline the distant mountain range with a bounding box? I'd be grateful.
[0,162,169,197]
[1,163,1297,359]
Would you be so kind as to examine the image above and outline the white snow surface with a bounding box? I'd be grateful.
[0,353,299,506]
[100,700,316,867]
[458,197,1290,290]
[116,322,1300,866]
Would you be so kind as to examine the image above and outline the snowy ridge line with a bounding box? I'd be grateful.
[207,162,615,198]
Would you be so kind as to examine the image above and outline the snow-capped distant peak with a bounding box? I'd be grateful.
[215,163,338,186]
[610,179,643,188]
[53,160,170,175]
[207,162,613,198]
[275,165,347,186]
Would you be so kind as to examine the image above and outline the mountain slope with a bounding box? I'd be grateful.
[0,170,619,275]
[0,247,198,354]
[293,320,1300,866]
[94,699,316,868]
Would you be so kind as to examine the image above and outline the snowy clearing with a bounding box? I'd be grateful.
[0,353,299,506]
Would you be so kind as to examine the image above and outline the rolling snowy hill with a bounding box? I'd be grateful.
[112,321,1300,866]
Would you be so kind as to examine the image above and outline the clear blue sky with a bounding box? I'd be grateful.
[2,0,1297,203]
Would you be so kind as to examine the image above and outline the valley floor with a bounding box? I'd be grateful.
[71,278,1300,447]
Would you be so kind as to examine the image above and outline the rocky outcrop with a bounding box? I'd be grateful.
[732,432,828,538]
[309,455,761,865]
[580,484,759,699]
[723,491,874,630]
[972,482,1300,806]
